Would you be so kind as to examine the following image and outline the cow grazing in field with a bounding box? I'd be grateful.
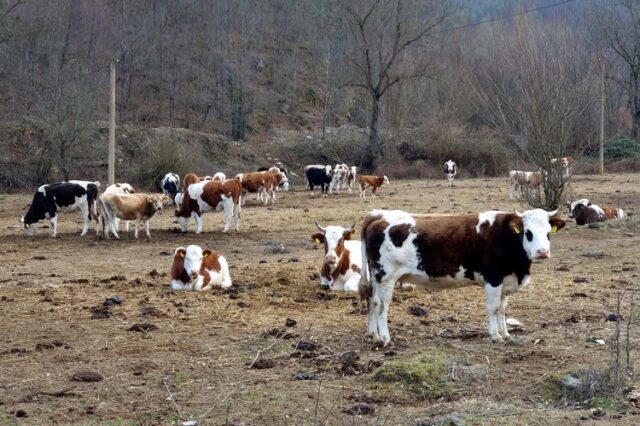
[359,208,565,346]
[329,163,349,194]
[21,181,100,237]
[212,172,226,181]
[311,221,361,292]
[236,170,287,204]
[98,193,164,239]
[305,165,333,196]
[444,160,457,187]
[551,156,574,179]
[103,183,136,232]
[346,166,357,193]
[171,245,232,290]
[176,179,242,233]
[161,173,180,205]
[508,170,542,199]
[358,175,390,199]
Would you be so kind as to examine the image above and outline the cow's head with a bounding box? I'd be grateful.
[444,160,456,173]
[119,183,135,194]
[509,209,565,260]
[311,220,356,266]
[324,165,333,177]
[20,216,36,236]
[148,194,165,212]
[567,198,589,218]
[175,245,212,281]
[383,176,390,185]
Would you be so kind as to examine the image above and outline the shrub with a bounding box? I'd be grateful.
[604,138,640,160]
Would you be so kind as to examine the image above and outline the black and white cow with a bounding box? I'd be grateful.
[359,208,565,346]
[21,181,100,237]
[305,165,333,196]
[444,160,457,187]
[161,173,180,205]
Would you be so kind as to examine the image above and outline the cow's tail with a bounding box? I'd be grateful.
[358,213,378,302]
[97,197,112,236]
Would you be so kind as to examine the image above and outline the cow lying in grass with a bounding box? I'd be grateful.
[171,245,232,290]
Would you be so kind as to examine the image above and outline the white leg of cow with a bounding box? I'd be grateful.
[233,201,240,232]
[271,187,276,203]
[485,284,503,342]
[50,215,58,237]
[360,187,366,200]
[144,219,151,238]
[498,294,510,340]
[375,281,396,347]
[177,216,189,233]
[221,198,233,233]
[133,218,141,239]
[194,213,203,234]
[367,283,380,339]
[108,214,120,239]
[80,203,90,236]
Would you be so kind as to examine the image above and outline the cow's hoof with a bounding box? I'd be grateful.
[490,335,504,343]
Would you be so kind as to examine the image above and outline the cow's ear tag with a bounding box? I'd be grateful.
[314,238,321,244]
[511,223,521,234]
[551,225,558,233]
[178,251,185,258]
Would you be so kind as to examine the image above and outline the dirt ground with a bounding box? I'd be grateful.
[1,174,639,425]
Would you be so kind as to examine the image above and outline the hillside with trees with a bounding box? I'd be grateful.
[0,0,639,190]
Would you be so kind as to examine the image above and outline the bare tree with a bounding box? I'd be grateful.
[339,0,452,171]
[475,17,594,209]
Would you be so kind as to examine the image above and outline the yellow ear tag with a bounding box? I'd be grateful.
[512,225,521,234]
[179,251,185,258]
[551,225,558,233]
[314,238,321,244]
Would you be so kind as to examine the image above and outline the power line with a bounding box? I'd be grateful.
[436,0,576,35]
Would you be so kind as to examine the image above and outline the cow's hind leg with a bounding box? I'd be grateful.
[373,279,396,347]
[80,203,90,236]
[497,294,511,340]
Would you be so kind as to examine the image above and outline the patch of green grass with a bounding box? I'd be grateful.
[539,369,622,409]
[369,351,455,401]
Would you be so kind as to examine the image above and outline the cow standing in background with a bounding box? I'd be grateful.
[99,193,164,239]
[329,164,349,194]
[358,175,390,199]
[161,173,180,205]
[176,179,242,233]
[103,183,135,232]
[346,166,357,193]
[21,181,100,237]
[551,156,574,179]
[444,160,457,187]
[305,165,333,196]
[508,170,542,200]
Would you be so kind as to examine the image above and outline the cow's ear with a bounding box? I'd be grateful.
[175,247,186,258]
[509,217,523,235]
[311,233,325,244]
[202,249,212,258]
[549,217,565,233]
[343,228,357,240]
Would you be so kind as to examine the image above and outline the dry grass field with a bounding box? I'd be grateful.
[0,174,639,425]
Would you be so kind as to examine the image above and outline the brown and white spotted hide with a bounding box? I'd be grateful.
[176,179,242,233]
[171,245,232,290]
[359,208,565,346]
[311,221,361,292]
[358,175,390,199]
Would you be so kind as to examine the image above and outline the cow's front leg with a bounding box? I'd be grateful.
[144,220,151,238]
[194,213,203,234]
[80,204,90,236]
[50,214,58,237]
[367,282,379,340]
[133,218,141,239]
[485,284,503,342]
[375,280,396,347]
[498,294,511,340]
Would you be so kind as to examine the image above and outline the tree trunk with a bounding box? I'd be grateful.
[364,93,381,171]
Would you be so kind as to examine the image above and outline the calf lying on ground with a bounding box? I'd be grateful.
[171,245,232,290]
[359,208,565,346]
[99,193,164,239]
[358,175,390,199]
[568,199,625,224]
[311,221,361,292]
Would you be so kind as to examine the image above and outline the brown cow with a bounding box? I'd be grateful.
[358,175,390,199]
[98,193,165,239]
[176,179,242,233]
[236,171,287,205]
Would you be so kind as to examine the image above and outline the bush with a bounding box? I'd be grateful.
[604,138,640,160]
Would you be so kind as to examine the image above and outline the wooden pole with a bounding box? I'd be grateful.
[108,60,116,185]
[599,51,605,176]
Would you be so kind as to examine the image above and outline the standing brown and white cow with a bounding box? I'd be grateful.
[176,179,242,233]
[171,245,232,290]
[551,156,574,179]
[358,175,390,199]
[329,164,349,194]
[236,170,287,205]
[311,221,361,292]
[359,208,565,346]
[508,170,542,200]
[98,193,165,239]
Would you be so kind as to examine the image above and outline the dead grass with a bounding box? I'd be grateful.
[0,174,639,424]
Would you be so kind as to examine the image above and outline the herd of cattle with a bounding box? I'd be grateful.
[15,157,628,346]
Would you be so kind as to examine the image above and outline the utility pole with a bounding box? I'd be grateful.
[599,50,605,176]
[108,60,116,185]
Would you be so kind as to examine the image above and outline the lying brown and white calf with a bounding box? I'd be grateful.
[568,199,625,225]
[98,193,164,239]
[358,175,390,199]
[359,208,565,346]
[171,245,232,290]
[311,221,361,292]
